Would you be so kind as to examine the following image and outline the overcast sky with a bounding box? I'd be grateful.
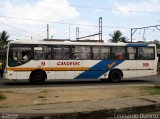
[0,0,160,42]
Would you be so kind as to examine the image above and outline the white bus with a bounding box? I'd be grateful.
[5,40,158,84]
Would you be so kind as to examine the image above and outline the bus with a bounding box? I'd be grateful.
[5,40,158,84]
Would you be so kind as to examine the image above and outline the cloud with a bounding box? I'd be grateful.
[0,0,79,40]
[113,0,160,16]
[0,0,79,23]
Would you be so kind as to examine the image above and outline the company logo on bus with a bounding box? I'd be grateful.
[57,61,80,66]
[41,61,45,66]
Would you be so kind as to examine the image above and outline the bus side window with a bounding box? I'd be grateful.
[71,46,91,60]
[92,46,101,60]
[116,53,123,60]
[127,47,136,60]
[34,45,51,60]
[112,47,125,60]
[101,47,110,59]
[53,46,70,60]
[64,46,70,59]
[138,47,154,60]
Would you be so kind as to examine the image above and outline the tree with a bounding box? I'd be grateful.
[152,40,160,48]
[148,40,160,48]
[0,31,10,47]
[109,30,128,43]
[119,36,129,43]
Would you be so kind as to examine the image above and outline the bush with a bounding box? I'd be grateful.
[0,93,6,100]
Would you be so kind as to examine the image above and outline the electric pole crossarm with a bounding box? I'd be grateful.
[131,25,160,42]
[77,33,100,40]
[131,28,137,42]
[156,26,160,31]
[131,29,137,36]
[132,25,160,30]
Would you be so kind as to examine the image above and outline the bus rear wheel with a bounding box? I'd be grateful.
[29,71,46,84]
[109,70,122,83]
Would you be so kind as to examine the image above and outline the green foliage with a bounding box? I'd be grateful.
[0,30,10,47]
[144,87,160,95]
[149,40,160,48]
[109,30,128,43]
[38,96,45,98]
[0,93,6,100]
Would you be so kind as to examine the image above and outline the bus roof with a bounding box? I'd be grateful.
[9,40,156,47]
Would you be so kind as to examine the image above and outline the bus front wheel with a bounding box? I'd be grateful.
[29,71,46,84]
[109,70,122,83]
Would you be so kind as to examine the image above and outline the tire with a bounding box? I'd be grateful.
[109,70,122,83]
[29,71,46,84]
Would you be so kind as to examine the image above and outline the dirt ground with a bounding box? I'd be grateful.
[0,86,150,108]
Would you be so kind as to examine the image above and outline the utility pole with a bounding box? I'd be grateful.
[51,36,54,39]
[76,27,79,40]
[99,17,102,42]
[69,24,71,40]
[47,24,49,39]
[76,17,103,42]
[131,28,133,42]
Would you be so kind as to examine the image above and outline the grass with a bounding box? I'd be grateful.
[0,91,14,93]
[0,93,6,100]
[40,90,48,93]
[143,87,160,95]
[38,96,46,99]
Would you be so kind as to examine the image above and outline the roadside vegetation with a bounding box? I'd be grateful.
[0,30,9,48]
[142,87,160,95]
[109,30,128,43]
[38,96,46,99]
[0,86,158,107]
[0,93,6,100]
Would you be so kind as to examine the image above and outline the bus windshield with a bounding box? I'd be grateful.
[8,44,32,67]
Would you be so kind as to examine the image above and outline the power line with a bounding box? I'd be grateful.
[0,16,159,41]
[10,34,33,37]
[0,22,36,35]
[0,21,43,37]
[0,16,130,29]
[70,4,160,14]
[2,15,159,31]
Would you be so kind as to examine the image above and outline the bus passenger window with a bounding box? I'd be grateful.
[116,53,123,60]
[112,47,125,60]
[64,47,70,59]
[92,46,110,60]
[101,47,110,59]
[127,47,136,60]
[71,46,82,59]
[53,46,70,60]
[92,47,101,59]
[138,47,154,60]
[34,45,51,60]
[71,46,91,60]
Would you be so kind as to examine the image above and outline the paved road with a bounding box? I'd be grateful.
[0,75,159,89]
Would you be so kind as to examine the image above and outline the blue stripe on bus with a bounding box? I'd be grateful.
[126,43,148,47]
[75,60,125,79]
